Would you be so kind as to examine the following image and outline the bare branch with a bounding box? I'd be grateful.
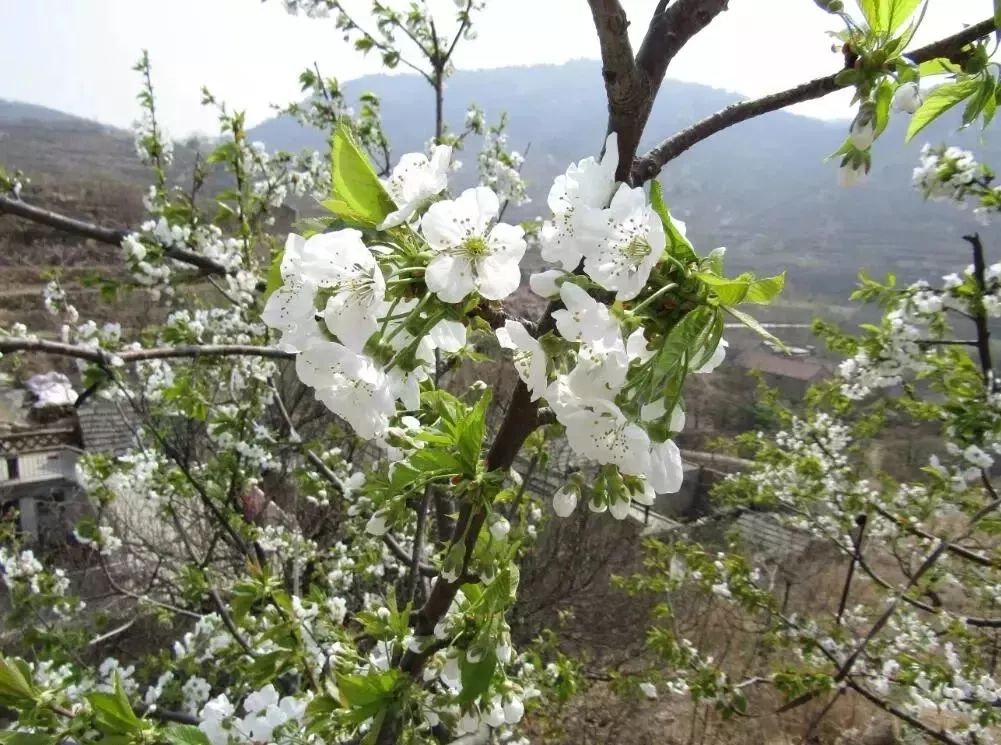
[0,194,232,276]
[636,0,729,87]
[586,0,643,181]
[587,0,729,182]
[634,16,998,183]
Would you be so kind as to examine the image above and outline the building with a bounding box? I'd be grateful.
[733,347,829,398]
[0,398,137,546]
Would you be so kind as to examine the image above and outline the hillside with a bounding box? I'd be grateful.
[3,60,1000,303]
[250,60,1001,299]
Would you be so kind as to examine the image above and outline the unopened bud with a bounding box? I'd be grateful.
[813,0,843,12]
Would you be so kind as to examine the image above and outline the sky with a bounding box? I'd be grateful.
[0,0,992,136]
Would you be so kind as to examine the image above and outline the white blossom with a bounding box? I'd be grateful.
[422,186,527,303]
[379,145,452,229]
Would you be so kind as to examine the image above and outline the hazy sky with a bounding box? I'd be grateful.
[0,0,992,136]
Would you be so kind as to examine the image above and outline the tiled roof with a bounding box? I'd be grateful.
[734,349,826,381]
[76,399,139,456]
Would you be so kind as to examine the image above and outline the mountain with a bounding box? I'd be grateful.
[250,60,1001,299]
[2,59,998,304]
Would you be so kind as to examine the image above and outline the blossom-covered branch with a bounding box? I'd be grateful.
[0,193,232,276]
[0,337,293,365]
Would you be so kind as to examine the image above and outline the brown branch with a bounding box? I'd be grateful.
[0,338,294,365]
[634,16,999,183]
[846,678,965,745]
[0,194,231,276]
[636,0,730,92]
[964,233,996,384]
[586,0,643,182]
[587,0,729,182]
[871,504,996,568]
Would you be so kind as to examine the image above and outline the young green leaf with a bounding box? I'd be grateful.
[263,250,284,302]
[0,657,37,707]
[906,79,980,141]
[724,306,786,350]
[650,180,697,263]
[459,651,498,704]
[87,674,143,735]
[745,273,786,304]
[321,122,396,228]
[694,272,750,306]
[164,726,212,745]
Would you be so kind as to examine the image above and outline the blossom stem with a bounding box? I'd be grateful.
[630,282,678,314]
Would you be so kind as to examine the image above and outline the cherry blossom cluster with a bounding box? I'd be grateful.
[835,267,1001,399]
[198,686,311,744]
[476,124,529,207]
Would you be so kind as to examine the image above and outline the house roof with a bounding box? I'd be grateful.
[76,399,139,456]
[734,349,826,381]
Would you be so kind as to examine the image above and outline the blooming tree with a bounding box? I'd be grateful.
[0,1,999,744]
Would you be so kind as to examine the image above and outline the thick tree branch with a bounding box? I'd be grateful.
[0,338,293,365]
[0,194,232,276]
[587,0,729,181]
[586,0,643,181]
[636,0,730,91]
[634,16,999,183]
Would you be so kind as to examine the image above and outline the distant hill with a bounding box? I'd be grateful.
[0,99,92,125]
[3,60,1000,303]
[251,60,1001,298]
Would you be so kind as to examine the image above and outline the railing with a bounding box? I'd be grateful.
[0,448,80,485]
[0,427,79,454]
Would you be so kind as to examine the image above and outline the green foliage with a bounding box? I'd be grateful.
[86,675,143,736]
[0,657,37,708]
[335,670,406,726]
[650,180,696,264]
[163,726,212,745]
[906,79,982,141]
[321,121,396,228]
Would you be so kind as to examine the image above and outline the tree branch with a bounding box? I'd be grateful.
[633,16,998,183]
[586,0,644,181]
[964,232,996,384]
[0,338,294,365]
[635,0,730,90]
[587,0,729,182]
[0,194,232,276]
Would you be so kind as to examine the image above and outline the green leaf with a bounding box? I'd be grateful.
[983,82,998,129]
[0,657,37,707]
[917,58,963,77]
[724,306,786,350]
[455,390,492,475]
[263,250,284,303]
[906,79,980,141]
[321,122,395,228]
[745,273,786,304]
[860,0,921,32]
[694,272,749,306]
[649,180,696,263]
[880,0,921,32]
[87,674,142,736]
[874,80,894,137]
[645,307,718,418]
[336,670,402,726]
[857,0,880,30]
[963,76,997,126]
[459,651,498,704]
[164,725,212,745]
[0,735,59,745]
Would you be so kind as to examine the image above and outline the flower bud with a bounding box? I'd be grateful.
[892,82,921,114]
